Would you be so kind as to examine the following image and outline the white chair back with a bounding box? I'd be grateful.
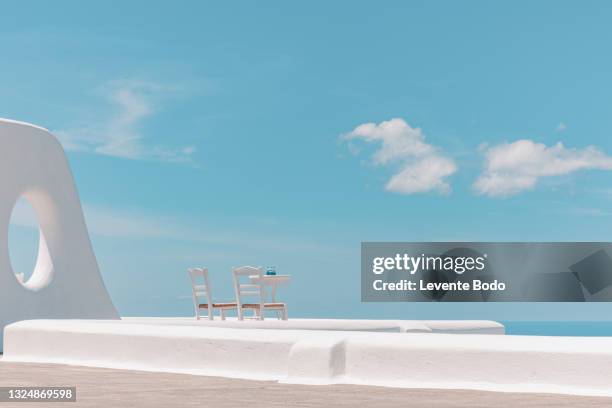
[187,267,213,319]
[232,266,265,320]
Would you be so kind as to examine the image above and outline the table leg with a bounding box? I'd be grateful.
[271,284,278,303]
[271,284,283,319]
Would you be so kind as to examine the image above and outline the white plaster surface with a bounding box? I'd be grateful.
[121,317,505,334]
[0,119,119,350]
[4,319,612,397]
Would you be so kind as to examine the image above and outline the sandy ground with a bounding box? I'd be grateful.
[0,362,611,407]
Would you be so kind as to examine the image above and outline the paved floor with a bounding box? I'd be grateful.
[0,362,611,407]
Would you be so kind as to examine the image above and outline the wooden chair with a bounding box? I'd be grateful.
[232,266,287,320]
[187,267,236,320]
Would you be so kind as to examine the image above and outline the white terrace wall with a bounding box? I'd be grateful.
[4,320,612,397]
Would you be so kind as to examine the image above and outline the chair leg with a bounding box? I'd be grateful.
[237,306,244,321]
[256,307,264,320]
[220,308,226,321]
[208,307,213,320]
[282,306,288,321]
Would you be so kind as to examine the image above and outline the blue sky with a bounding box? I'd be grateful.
[3,1,612,320]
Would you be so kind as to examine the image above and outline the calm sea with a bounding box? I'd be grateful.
[502,321,612,336]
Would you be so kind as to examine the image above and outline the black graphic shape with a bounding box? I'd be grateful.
[570,250,612,295]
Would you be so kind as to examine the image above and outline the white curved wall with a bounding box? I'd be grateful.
[0,118,119,350]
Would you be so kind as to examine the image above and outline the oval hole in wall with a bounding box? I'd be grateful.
[8,197,53,291]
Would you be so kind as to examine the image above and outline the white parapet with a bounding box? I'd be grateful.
[4,319,612,397]
[121,317,506,334]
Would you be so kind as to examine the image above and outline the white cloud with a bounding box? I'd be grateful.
[556,122,567,132]
[386,156,457,194]
[341,118,457,194]
[9,201,350,259]
[81,205,185,239]
[9,199,180,239]
[474,139,612,197]
[54,79,195,163]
